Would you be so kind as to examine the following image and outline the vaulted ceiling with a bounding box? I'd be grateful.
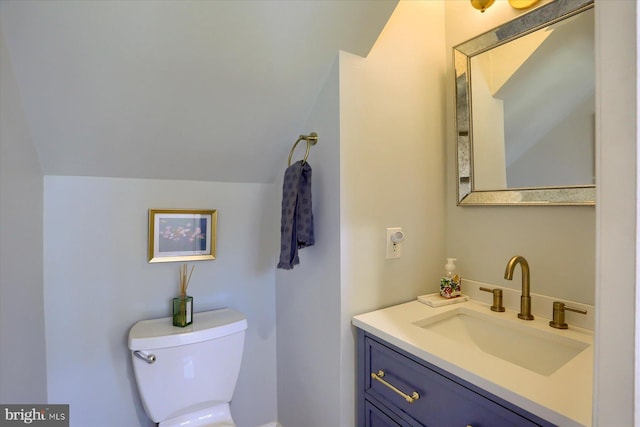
[1,0,397,183]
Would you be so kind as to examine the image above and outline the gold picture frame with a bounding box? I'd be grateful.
[148,209,217,263]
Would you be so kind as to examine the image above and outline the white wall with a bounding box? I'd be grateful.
[470,63,507,190]
[444,0,596,306]
[594,1,637,425]
[340,0,447,316]
[340,2,446,424]
[43,176,278,427]
[0,30,48,403]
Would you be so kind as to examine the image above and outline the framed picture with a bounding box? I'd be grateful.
[148,209,217,263]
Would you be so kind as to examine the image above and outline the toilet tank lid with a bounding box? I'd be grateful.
[128,308,247,351]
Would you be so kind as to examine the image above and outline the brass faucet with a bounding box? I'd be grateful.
[504,255,534,320]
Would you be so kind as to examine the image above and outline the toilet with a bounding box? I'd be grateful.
[128,308,247,427]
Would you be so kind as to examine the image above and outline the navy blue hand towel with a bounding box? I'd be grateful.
[277,160,315,270]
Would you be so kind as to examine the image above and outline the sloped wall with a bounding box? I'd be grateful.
[0,30,47,404]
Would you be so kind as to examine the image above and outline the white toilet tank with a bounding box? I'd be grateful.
[128,308,247,424]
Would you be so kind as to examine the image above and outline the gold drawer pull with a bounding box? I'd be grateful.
[370,370,420,404]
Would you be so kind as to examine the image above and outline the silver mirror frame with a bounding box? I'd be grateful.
[454,0,595,206]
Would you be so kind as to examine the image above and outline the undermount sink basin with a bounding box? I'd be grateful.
[413,307,589,376]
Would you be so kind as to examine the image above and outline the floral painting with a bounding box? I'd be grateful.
[158,217,207,252]
[148,209,217,263]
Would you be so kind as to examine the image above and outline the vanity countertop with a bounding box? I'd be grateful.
[352,299,593,427]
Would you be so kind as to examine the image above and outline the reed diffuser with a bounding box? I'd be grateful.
[172,263,194,327]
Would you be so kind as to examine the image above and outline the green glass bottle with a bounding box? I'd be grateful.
[172,295,193,327]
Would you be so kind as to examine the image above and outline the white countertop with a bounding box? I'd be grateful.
[352,298,593,427]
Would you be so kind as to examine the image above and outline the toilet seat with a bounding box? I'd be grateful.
[159,404,236,427]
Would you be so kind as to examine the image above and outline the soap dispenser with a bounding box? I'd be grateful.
[445,258,456,278]
[440,258,461,298]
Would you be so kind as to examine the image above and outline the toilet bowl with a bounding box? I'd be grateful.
[128,308,247,427]
[159,403,235,427]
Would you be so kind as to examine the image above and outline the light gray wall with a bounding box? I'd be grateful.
[2,2,636,426]
[507,94,595,188]
[0,30,47,404]
[275,56,343,427]
[593,1,637,425]
[43,176,278,427]
[443,0,637,424]
[444,0,596,305]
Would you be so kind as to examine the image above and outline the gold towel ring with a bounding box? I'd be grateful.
[288,132,318,166]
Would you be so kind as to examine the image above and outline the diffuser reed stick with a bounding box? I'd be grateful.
[179,263,195,298]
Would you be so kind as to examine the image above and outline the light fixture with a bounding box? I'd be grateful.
[470,0,495,13]
[508,0,542,10]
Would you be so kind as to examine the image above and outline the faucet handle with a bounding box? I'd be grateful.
[549,301,587,329]
[479,287,506,312]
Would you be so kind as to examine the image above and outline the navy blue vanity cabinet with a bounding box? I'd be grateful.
[356,329,556,427]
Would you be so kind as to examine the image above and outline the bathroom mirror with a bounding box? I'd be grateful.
[454,0,595,205]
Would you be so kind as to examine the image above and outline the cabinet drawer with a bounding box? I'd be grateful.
[365,336,541,427]
[365,400,417,427]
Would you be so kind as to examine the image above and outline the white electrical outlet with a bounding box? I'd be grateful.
[386,227,403,259]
